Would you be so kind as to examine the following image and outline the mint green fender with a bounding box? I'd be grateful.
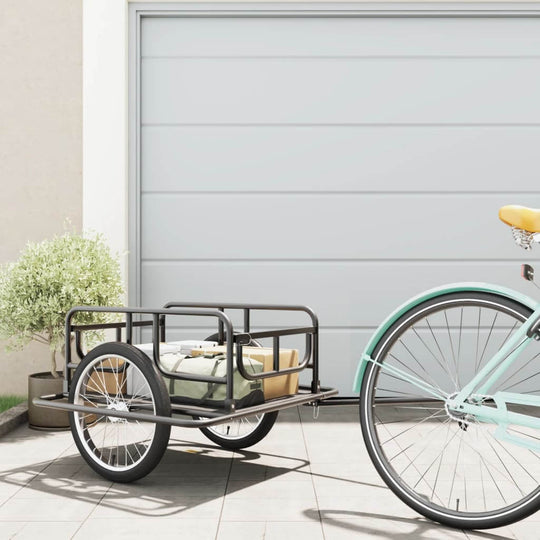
[352,282,539,394]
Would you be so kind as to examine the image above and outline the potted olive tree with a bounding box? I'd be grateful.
[0,231,124,429]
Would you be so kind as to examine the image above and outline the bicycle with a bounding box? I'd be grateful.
[355,204,540,529]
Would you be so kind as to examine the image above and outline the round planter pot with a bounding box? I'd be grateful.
[28,372,70,430]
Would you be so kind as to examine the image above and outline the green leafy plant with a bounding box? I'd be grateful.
[0,232,124,377]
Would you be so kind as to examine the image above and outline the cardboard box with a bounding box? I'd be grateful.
[192,346,299,400]
[88,358,127,395]
[81,359,127,424]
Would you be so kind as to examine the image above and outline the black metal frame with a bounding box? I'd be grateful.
[33,302,338,428]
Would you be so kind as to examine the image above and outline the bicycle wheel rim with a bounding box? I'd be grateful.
[362,293,540,525]
[72,354,158,472]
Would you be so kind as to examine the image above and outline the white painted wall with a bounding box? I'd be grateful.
[83,0,129,297]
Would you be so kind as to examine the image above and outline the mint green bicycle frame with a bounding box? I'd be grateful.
[353,282,540,451]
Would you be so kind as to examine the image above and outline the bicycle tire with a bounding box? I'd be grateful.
[360,291,540,529]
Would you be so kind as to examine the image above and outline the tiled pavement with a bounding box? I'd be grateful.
[0,405,535,539]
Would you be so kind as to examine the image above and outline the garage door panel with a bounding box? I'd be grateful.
[141,261,537,327]
[142,126,540,193]
[142,17,540,57]
[141,193,534,260]
[142,58,540,124]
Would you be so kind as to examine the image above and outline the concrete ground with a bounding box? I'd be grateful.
[0,405,535,539]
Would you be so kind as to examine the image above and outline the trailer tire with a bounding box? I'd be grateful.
[69,342,171,482]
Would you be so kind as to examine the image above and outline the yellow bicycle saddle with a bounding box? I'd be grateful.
[499,205,540,233]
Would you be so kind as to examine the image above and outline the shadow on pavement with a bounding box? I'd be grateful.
[307,509,514,540]
[0,431,387,519]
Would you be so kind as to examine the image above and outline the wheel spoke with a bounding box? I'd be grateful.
[477,311,499,372]
[412,327,454,388]
[380,408,448,447]
[425,317,458,390]
[206,414,264,441]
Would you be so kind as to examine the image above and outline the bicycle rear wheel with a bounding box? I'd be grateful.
[360,291,540,529]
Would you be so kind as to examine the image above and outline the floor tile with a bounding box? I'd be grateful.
[91,494,224,519]
[216,521,266,540]
[0,496,97,522]
[75,518,218,539]
[14,521,82,539]
[221,496,317,521]
[226,478,315,499]
[312,472,385,499]
[322,516,468,540]
[109,477,227,498]
[465,526,516,540]
[317,493,419,520]
[15,474,110,499]
[217,520,325,540]
[0,522,25,538]
[0,483,23,504]
[265,521,325,540]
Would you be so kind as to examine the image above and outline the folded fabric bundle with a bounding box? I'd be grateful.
[159,352,264,406]
[133,341,263,408]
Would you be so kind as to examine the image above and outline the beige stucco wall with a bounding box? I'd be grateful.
[0,0,82,394]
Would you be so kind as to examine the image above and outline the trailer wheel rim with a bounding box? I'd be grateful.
[203,413,266,441]
[72,354,158,472]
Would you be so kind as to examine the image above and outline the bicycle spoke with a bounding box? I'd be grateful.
[430,420,453,500]
[426,317,458,390]
[392,340,447,396]
[412,326,455,388]
[379,408,449,447]
[377,367,447,400]
[498,352,540,392]
[479,427,526,497]
[400,421,453,480]
[447,428,463,507]
[475,307,482,372]
[411,422,458,490]
[444,311,458,381]
[477,311,499,372]
[375,413,447,506]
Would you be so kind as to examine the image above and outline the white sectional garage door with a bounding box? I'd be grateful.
[134,10,540,395]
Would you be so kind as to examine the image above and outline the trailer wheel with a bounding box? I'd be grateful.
[195,334,277,449]
[69,342,171,482]
[198,411,278,450]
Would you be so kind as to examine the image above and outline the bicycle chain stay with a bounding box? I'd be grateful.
[450,393,540,452]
